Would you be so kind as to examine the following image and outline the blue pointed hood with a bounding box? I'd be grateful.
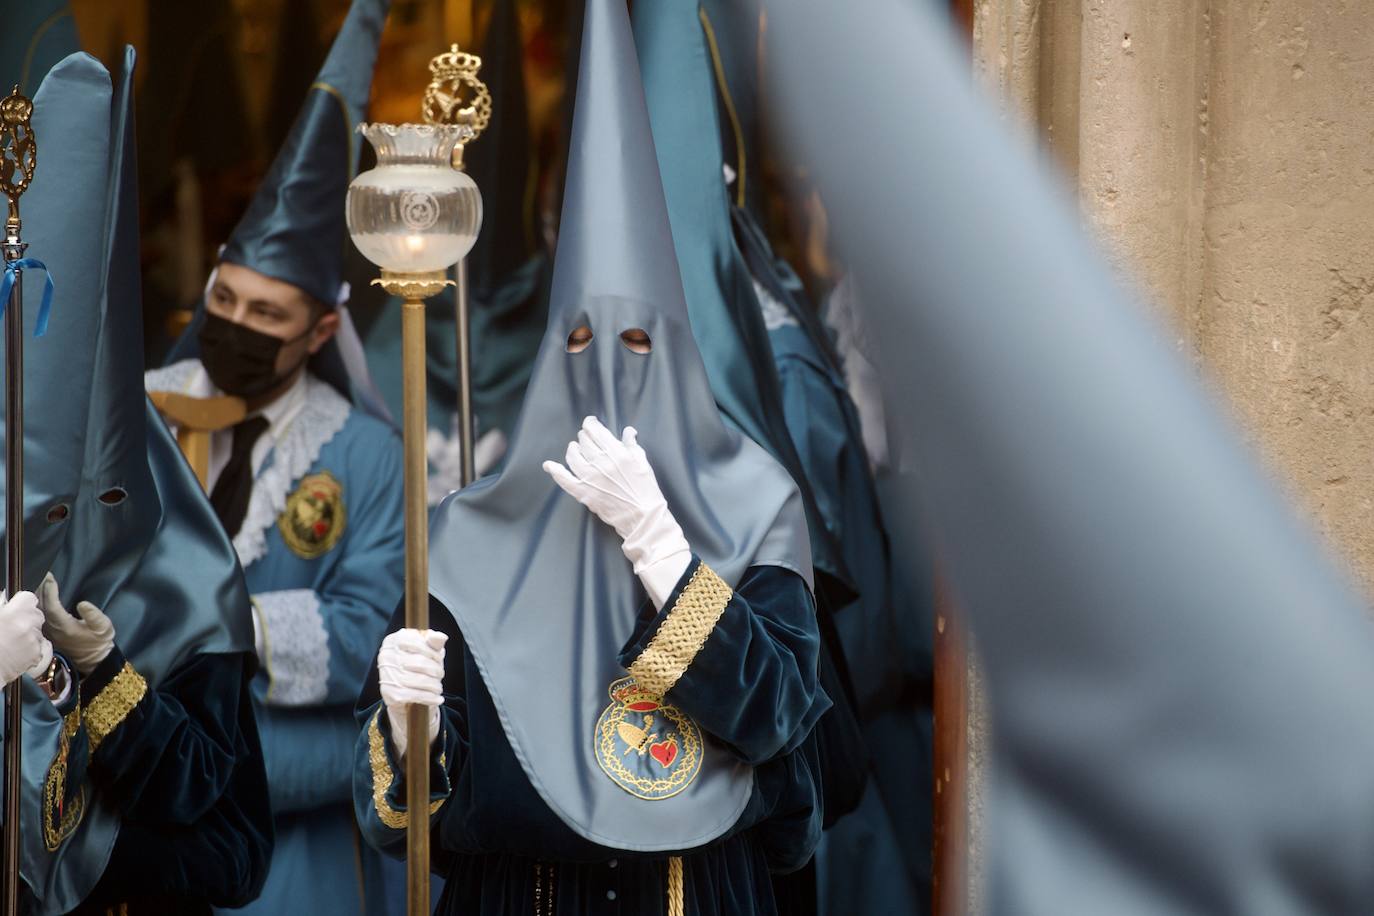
[632,0,851,598]
[36,49,257,913]
[0,0,79,96]
[165,0,392,409]
[0,52,113,914]
[54,45,252,683]
[220,0,390,306]
[427,0,812,852]
[0,53,110,591]
[468,0,539,296]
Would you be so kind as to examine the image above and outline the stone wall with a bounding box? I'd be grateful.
[967,0,1374,909]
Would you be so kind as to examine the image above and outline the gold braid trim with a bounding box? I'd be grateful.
[628,564,733,697]
[368,710,444,830]
[42,708,85,850]
[667,856,685,916]
[86,663,147,752]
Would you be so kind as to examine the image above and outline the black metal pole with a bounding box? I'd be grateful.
[3,219,25,916]
[454,257,474,487]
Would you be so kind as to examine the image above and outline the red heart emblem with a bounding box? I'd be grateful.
[650,739,678,769]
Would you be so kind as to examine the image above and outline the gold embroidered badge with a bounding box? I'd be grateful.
[279,472,347,559]
[595,676,703,800]
[43,708,85,851]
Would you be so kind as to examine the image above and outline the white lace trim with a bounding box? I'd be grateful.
[234,376,351,568]
[148,362,353,567]
[752,278,799,331]
[254,589,330,706]
[144,358,203,396]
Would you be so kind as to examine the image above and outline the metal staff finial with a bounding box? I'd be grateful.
[422,43,491,171]
[421,44,489,489]
[1,86,38,231]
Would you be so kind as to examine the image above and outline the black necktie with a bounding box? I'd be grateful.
[210,415,270,538]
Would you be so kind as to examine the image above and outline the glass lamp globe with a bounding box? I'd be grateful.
[347,123,483,274]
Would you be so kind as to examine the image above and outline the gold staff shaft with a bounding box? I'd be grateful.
[403,291,432,916]
[379,269,451,916]
[391,41,489,913]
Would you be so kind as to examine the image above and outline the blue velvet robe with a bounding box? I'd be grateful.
[355,560,827,916]
[756,283,933,914]
[62,647,271,915]
[146,361,406,916]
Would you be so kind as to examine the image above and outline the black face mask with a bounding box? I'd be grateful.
[198,311,313,399]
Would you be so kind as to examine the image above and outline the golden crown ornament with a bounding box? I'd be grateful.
[421,44,491,170]
[0,87,37,223]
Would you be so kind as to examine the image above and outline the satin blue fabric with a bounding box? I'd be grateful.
[36,48,260,914]
[427,0,811,853]
[0,54,109,595]
[770,2,1374,912]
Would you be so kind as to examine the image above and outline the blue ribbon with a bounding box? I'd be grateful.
[0,258,54,337]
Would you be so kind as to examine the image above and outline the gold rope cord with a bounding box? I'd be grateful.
[667,856,685,916]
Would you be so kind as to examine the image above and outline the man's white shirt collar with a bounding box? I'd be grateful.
[194,366,310,490]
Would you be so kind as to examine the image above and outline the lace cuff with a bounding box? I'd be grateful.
[254,589,330,705]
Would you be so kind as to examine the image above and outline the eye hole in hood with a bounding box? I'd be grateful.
[566,325,594,353]
[99,487,129,506]
[619,328,651,354]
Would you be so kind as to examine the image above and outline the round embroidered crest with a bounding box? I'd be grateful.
[278,471,347,559]
[595,676,702,800]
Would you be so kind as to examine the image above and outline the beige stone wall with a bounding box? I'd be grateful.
[967,0,1374,909]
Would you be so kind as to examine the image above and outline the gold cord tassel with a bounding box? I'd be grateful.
[667,856,685,916]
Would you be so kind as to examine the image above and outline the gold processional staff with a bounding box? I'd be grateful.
[346,45,489,916]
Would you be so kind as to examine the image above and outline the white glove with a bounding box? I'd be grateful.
[0,591,53,686]
[543,416,692,609]
[378,628,447,761]
[38,574,116,675]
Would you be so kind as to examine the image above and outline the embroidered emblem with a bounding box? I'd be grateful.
[43,708,85,850]
[278,471,347,559]
[595,676,702,800]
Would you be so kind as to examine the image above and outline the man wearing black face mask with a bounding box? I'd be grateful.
[145,1,406,913]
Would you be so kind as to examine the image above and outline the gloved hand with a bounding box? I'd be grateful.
[378,628,447,761]
[38,574,116,675]
[0,591,53,686]
[543,416,692,609]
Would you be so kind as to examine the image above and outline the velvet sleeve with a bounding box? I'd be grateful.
[618,559,830,765]
[79,649,274,908]
[353,596,467,860]
[80,647,242,824]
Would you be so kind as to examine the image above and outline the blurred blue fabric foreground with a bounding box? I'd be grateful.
[770,1,1374,913]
